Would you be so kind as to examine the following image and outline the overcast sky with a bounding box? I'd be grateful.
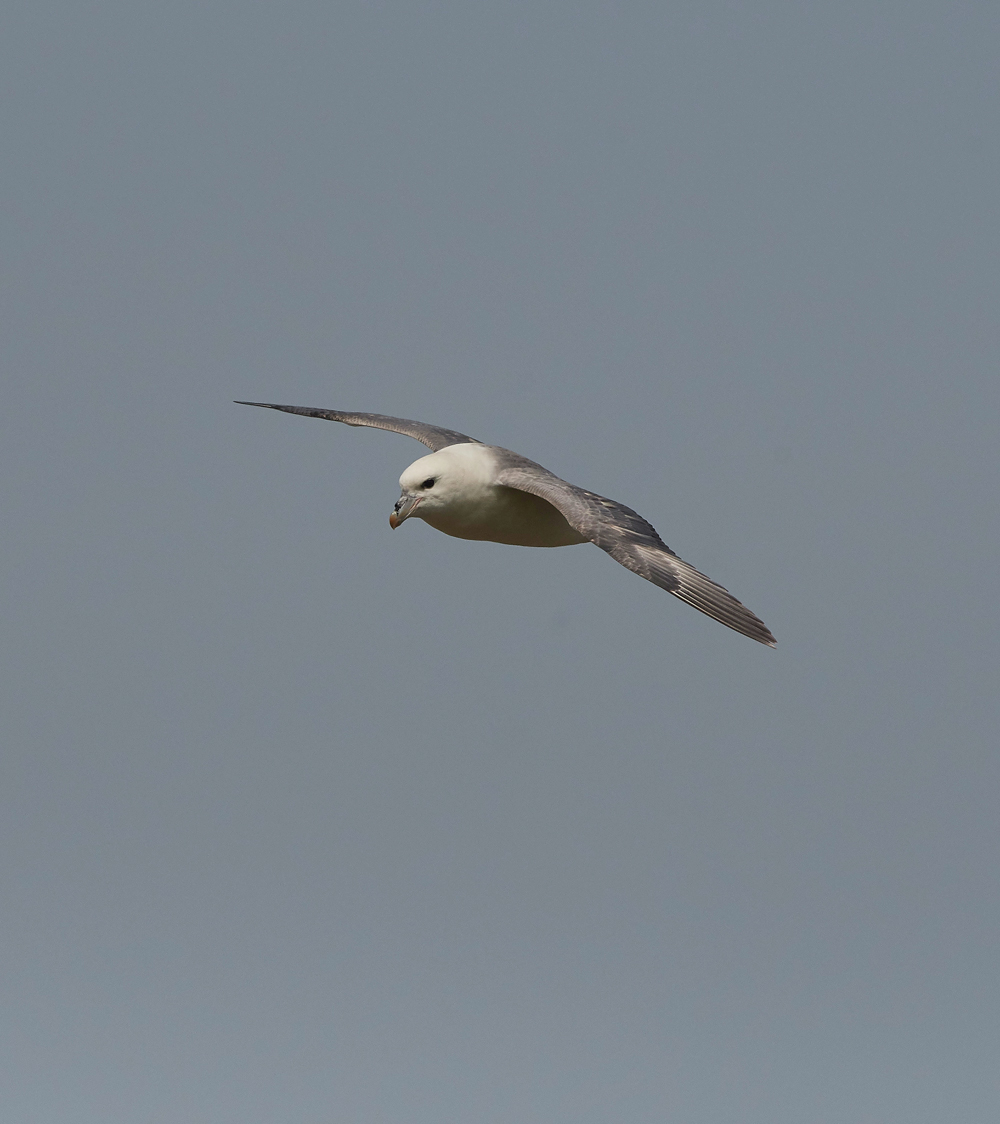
[3,2,999,1121]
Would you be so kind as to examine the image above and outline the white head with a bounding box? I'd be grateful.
[389,444,497,528]
[389,450,455,528]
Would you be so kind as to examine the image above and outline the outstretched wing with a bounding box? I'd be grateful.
[496,457,776,646]
[235,401,479,452]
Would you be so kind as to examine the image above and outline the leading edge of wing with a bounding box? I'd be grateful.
[234,401,479,452]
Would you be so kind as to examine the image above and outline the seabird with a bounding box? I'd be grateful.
[236,401,776,646]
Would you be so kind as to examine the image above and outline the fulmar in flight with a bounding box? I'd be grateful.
[236,401,776,646]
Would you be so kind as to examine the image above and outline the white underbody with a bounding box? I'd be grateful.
[422,483,586,546]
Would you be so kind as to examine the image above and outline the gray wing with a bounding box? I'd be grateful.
[497,458,776,647]
[235,401,479,452]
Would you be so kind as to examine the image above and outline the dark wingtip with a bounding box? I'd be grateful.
[234,401,306,416]
[748,623,777,647]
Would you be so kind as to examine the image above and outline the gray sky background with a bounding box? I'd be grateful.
[3,2,998,1121]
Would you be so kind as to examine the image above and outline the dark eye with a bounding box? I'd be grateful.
[421,477,435,489]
